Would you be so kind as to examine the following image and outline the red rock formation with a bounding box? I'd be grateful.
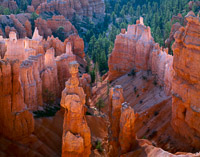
[165,22,182,51]
[27,5,35,13]
[45,36,65,56]
[35,18,52,39]
[0,36,7,59]
[60,61,91,157]
[64,34,85,58]
[31,0,47,9]
[4,32,36,61]
[171,12,200,149]
[10,14,27,38]
[119,104,138,155]
[41,48,60,101]
[108,18,153,81]
[0,0,18,11]
[108,17,174,96]
[20,54,44,110]
[47,15,77,37]
[25,20,32,38]
[108,85,124,156]
[36,0,105,20]
[80,73,92,106]
[0,59,34,140]
[56,43,76,94]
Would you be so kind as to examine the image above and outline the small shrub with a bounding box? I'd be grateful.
[96,140,103,152]
[96,98,105,115]
[139,100,143,104]
[128,69,136,76]
[142,136,147,139]
[153,80,158,86]
[134,87,137,94]
[142,75,147,80]
[86,111,92,115]
[154,111,159,116]
[149,130,157,139]
[136,94,140,98]
[80,64,84,67]
[33,104,60,118]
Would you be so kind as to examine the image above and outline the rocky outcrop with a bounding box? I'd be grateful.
[35,18,52,39]
[36,0,105,20]
[60,61,91,157]
[25,20,32,38]
[171,12,200,149]
[64,34,85,58]
[31,0,47,9]
[0,59,34,140]
[47,15,77,37]
[108,17,174,96]
[4,31,37,61]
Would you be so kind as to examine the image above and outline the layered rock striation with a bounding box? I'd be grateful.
[171,12,200,149]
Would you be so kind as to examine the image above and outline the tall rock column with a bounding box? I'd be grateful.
[171,12,200,149]
[0,59,34,140]
[119,103,138,155]
[60,61,91,157]
[108,85,124,157]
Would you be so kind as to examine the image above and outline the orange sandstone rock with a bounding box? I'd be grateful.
[60,61,91,157]
[108,85,124,157]
[0,59,34,140]
[119,104,138,155]
[64,34,85,58]
[171,12,200,149]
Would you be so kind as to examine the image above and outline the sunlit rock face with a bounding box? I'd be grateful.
[0,59,34,140]
[60,61,91,157]
[171,12,200,149]
[108,85,124,156]
[108,17,174,96]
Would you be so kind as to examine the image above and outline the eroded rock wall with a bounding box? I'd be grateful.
[171,12,200,149]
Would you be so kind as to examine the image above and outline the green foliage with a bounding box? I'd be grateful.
[31,12,39,21]
[55,26,65,41]
[43,89,55,105]
[96,140,103,152]
[96,98,105,115]
[3,8,11,15]
[33,104,60,118]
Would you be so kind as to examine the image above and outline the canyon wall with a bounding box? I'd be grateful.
[60,61,91,157]
[108,17,174,96]
[171,12,200,149]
